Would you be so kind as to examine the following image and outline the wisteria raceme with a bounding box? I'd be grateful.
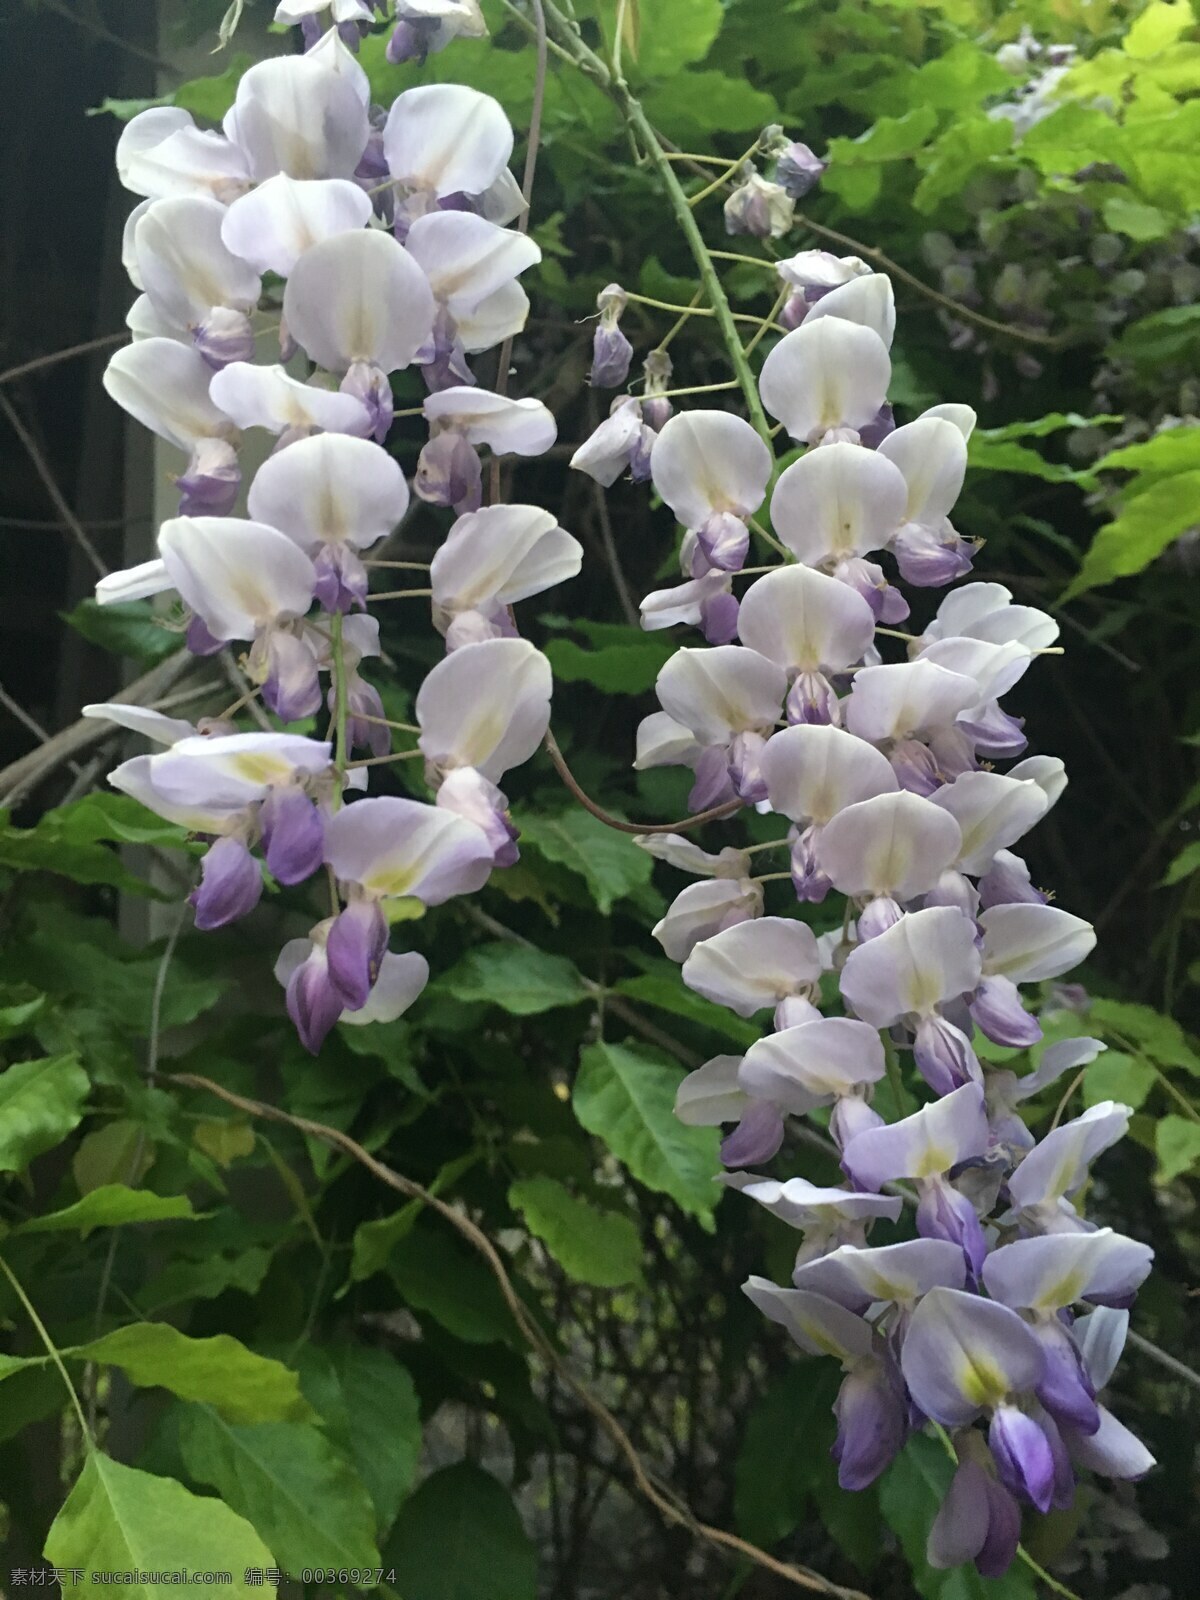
[95,23,574,1056]
[574,250,1153,1576]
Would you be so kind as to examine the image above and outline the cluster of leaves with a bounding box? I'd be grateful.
[4,0,1200,1594]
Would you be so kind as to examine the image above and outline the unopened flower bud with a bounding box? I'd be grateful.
[724,170,795,240]
[772,140,828,200]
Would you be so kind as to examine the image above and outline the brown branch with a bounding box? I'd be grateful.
[165,1070,870,1600]
[0,392,108,576]
[0,332,128,389]
[543,728,741,835]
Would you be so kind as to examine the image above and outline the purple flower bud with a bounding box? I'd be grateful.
[177,439,240,516]
[778,292,809,331]
[724,172,795,239]
[774,994,822,1030]
[193,308,256,370]
[640,392,674,433]
[924,870,979,918]
[699,588,739,644]
[286,947,346,1055]
[444,605,518,651]
[696,512,750,574]
[727,730,768,805]
[720,1100,786,1167]
[325,899,389,1011]
[186,613,224,657]
[688,747,737,812]
[1034,1320,1100,1434]
[342,672,389,758]
[435,767,520,868]
[833,557,909,624]
[832,1357,907,1490]
[914,1015,982,1097]
[858,896,903,942]
[261,631,322,723]
[892,522,977,587]
[773,141,828,200]
[420,313,475,392]
[971,975,1042,1049]
[857,403,896,451]
[960,701,1028,759]
[786,670,839,726]
[628,421,658,483]
[387,19,430,63]
[916,1175,988,1282]
[313,544,369,615]
[341,361,394,444]
[929,1455,1022,1579]
[790,823,831,903]
[190,835,262,931]
[590,323,634,389]
[415,430,484,513]
[260,786,325,886]
[988,1405,1056,1513]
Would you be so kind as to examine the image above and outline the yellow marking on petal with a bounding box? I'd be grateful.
[1034,1268,1086,1314]
[798,1318,845,1359]
[914,1145,951,1179]
[958,1352,1010,1409]
[230,752,294,784]
[365,864,416,898]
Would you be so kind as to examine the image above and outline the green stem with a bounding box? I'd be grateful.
[0,1253,93,1447]
[882,1034,906,1120]
[330,610,349,799]
[543,2,773,447]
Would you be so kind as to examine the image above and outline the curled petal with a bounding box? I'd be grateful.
[226,46,370,181]
[221,173,373,276]
[743,1279,877,1363]
[158,517,316,640]
[804,272,896,347]
[190,836,262,931]
[324,795,494,904]
[430,504,582,618]
[651,878,762,963]
[674,1054,748,1127]
[103,339,233,452]
[405,211,540,315]
[655,645,786,746]
[424,387,556,455]
[930,771,1049,876]
[208,361,372,437]
[844,661,981,745]
[878,416,968,526]
[981,904,1097,985]
[792,1238,967,1313]
[384,83,514,201]
[1007,1102,1132,1215]
[740,1017,885,1111]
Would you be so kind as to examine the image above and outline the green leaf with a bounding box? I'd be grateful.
[517,810,654,914]
[385,1463,537,1600]
[295,1345,421,1534]
[824,106,939,209]
[508,1175,643,1287]
[967,422,1093,484]
[573,1041,721,1221]
[44,1453,272,1600]
[1083,1051,1157,1111]
[0,806,167,896]
[1126,0,1193,59]
[1066,469,1200,596]
[390,1223,521,1346]
[614,970,760,1047]
[77,1325,313,1424]
[913,115,1013,213]
[179,1408,381,1569]
[89,95,173,122]
[881,1435,1037,1599]
[1088,996,1200,1075]
[1112,306,1200,365]
[1102,195,1172,241]
[73,1119,155,1193]
[13,1185,195,1237]
[734,1363,840,1547]
[172,53,253,121]
[62,600,180,665]
[0,988,47,1040]
[1155,1114,1200,1183]
[627,0,722,78]
[544,634,675,694]
[1162,839,1200,886]
[644,70,778,133]
[1096,424,1200,485]
[347,1150,479,1284]
[0,1054,88,1173]
[439,943,589,1015]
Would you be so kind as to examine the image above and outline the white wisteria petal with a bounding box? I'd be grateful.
[843,1083,990,1192]
[737,564,877,673]
[918,636,1033,706]
[930,772,1049,876]
[674,1055,748,1127]
[284,229,435,374]
[82,703,196,746]
[740,1017,886,1111]
[404,212,540,314]
[1007,755,1068,808]
[454,281,530,352]
[247,432,408,552]
[117,108,251,202]
[220,174,372,276]
[769,440,908,565]
[325,796,494,904]
[742,1280,876,1364]
[430,505,582,615]
[758,319,891,443]
[634,711,700,770]
[728,1176,902,1230]
[225,48,370,181]
[208,362,372,437]
[1068,1407,1156,1480]
[147,731,332,810]
[844,661,982,743]
[341,951,430,1026]
[920,402,977,440]
[839,905,982,1027]
[383,84,514,202]
[791,1238,967,1312]
[158,517,316,639]
[126,294,183,342]
[275,0,373,21]
[760,724,898,825]
[1012,1038,1105,1101]
[424,388,556,455]
[980,904,1097,984]
[922,582,1058,651]
[878,416,968,525]
[1007,1103,1131,1213]
[134,196,261,332]
[472,165,525,225]
[775,250,871,291]
[803,272,896,347]
[108,754,243,835]
[639,572,731,632]
[103,339,233,451]
[682,917,822,1017]
[652,878,763,963]
[655,646,786,745]
[416,637,552,780]
[649,412,772,529]
[95,559,173,607]
[982,1229,1153,1315]
[569,402,642,487]
[818,791,963,901]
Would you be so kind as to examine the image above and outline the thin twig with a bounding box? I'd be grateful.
[165,1070,869,1600]
[0,683,84,777]
[0,332,127,389]
[0,392,108,576]
[543,727,741,834]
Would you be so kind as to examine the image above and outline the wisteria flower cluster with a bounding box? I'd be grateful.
[573,259,1154,1577]
[89,16,581,1053]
